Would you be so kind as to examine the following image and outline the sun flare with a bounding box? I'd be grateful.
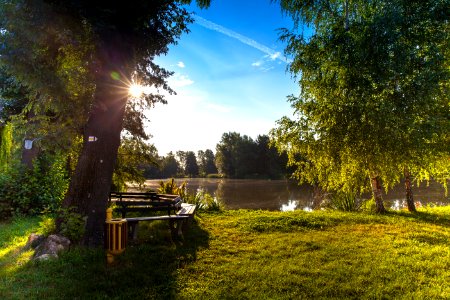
[129,84,144,98]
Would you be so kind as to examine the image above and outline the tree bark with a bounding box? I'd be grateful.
[21,141,40,169]
[370,175,386,213]
[21,111,40,169]
[344,0,349,30]
[62,36,132,247]
[404,166,416,212]
[312,184,326,209]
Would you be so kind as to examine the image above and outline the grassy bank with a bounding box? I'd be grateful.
[1,207,449,299]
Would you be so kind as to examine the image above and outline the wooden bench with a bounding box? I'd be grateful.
[109,192,183,218]
[109,192,196,239]
[126,204,196,239]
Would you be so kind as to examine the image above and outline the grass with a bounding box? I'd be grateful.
[0,207,449,299]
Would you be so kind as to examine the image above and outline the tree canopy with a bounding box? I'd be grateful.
[216,132,289,179]
[0,0,211,246]
[271,0,449,212]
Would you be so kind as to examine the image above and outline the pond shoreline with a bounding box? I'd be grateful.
[128,178,449,211]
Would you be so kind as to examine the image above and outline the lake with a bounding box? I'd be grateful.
[136,178,449,211]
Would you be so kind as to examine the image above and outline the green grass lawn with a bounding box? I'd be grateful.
[1,207,449,299]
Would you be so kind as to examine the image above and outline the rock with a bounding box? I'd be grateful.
[33,234,71,260]
[24,233,45,250]
[36,253,58,261]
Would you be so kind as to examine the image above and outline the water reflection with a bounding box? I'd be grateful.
[390,199,403,210]
[280,200,298,212]
[142,178,449,211]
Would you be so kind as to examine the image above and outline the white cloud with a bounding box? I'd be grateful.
[261,66,275,72]
[252,61,262,67]
[195,15,289,64]
[269,52,281,60]
[177,61,185,68]
[169,74,194,87]
[206,103,233,113]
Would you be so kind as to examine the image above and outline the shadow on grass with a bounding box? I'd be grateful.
[1,218,210,300]
[389,209,450,227]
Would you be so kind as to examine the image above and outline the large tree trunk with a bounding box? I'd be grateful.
[370,175,386,213]
[62,36,132,247]
[312,184,326,209]
[404,166,416,212]
[21,112,40,169]
[344,0,350,30]
[21,140,40,169]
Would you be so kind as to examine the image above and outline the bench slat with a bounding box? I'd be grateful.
[123,204,197,240]
[178,204,196,216]
[111,201,178,206]
[110,192,182,218]
[117,207,171,212]
[126,215,189,222]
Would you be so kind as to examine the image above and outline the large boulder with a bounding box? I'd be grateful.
[24,233,46,250]
[32,234,71,260]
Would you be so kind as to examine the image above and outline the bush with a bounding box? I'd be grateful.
[39,216,57,236]
[157,178,187,198]
[0,153,69,217]
[361,197,377,212]
[186,188,223,212]
[206,173,222,178]
[326,191,363,212]
[58,207,86,243]
[0,172,13,218]
[156,179,223,212]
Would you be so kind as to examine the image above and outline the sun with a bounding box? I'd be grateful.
[129,84,144,98]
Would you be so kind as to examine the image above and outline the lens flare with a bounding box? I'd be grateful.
[129,84,144,98]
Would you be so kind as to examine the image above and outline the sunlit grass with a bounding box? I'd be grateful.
[0,208,449,299]
[176,208,450,299]
[0,217,40,266]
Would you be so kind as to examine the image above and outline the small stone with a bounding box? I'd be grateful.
[36,253,58,261]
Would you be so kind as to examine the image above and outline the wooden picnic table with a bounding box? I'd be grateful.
[108,192,196,239]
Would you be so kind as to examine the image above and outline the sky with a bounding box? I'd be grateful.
[146,0,300,156]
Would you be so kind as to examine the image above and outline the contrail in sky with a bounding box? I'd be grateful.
[195,15,289,64]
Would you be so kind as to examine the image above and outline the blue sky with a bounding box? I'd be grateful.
[147,0,299,155]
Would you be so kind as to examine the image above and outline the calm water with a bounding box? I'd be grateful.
[137,178,449,211]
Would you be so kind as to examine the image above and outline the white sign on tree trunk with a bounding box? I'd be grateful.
[24,139,33,150]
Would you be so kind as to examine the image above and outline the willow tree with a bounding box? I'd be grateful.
[0,0,210,246]
[271,0,449,212]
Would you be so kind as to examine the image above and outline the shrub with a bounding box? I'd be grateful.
[206,173,222,178]
[186,188,223,212]
[39,216,57,236]
[361,197,377,212]
[0,153,69,217]
[156,178,223,212]
[326,191,363,212]
[0,172,13,218]
[156,179,224,212]
[157,178,187,198]
[58,207,86,243]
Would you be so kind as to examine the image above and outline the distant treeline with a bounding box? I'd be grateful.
[143,132,290,179]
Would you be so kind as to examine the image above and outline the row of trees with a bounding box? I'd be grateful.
[142,132,290,179]
[271,0,449,212]
[215,133,289,179]
[143,149,217,178]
